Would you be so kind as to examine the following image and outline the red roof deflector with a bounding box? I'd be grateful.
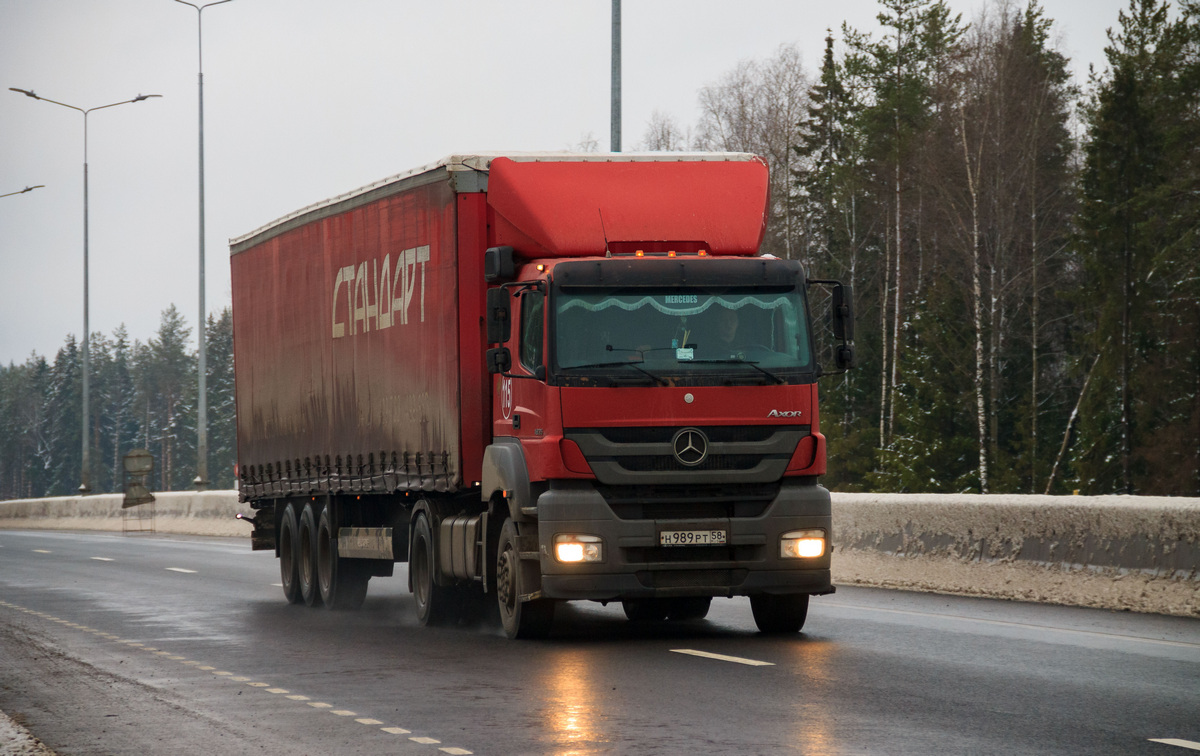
[486,156,769,257]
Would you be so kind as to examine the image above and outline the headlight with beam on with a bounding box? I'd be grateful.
[554,534,603,563]
[780,529,826,559]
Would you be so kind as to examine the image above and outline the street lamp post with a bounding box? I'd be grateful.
[9,87,161,494]
[174,0,234,491]
[0,185,45,198]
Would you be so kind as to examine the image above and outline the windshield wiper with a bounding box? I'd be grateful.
[688,359,786,385]
[560,360,667,386]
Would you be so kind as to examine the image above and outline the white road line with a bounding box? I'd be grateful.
[440,748,473,755]
[1151,739,1200,751]
[166,567,197,574]
[671,649,775,666]
[356,718,383,725]
[410,737,440,745]
[382,727,411,735]
[91,557,114,561]
[32,549,51,554]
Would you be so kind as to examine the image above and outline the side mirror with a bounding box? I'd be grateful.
[486,288,511,344]
[486,347,511,374]
[484,246,515,282]
[835,344,855,371]
[831,283,854,342]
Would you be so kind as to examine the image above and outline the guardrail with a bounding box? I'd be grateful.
[2,491,1196,617]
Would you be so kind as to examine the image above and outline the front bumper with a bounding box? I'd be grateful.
[535,478,833,601]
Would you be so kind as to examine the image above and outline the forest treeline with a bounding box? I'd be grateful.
[2,0,1197,498]
[0,307,235,498]
[641,0,1200,495]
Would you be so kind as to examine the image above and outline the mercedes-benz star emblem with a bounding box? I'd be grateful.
[672,427,709,467]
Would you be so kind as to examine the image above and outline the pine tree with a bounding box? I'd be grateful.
[1073,0,1200,494]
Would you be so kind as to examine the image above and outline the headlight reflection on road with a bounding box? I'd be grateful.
[786,638,838,755]
[540,649,606,754]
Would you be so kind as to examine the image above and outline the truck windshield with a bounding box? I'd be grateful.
[553,287,814,385]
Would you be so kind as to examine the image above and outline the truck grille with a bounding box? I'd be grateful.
[564,425,807,486]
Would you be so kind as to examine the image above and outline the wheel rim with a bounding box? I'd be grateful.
[280,523,294,584]
[413,536,429,609]
[496,546,516,615]
[318,522,332,595]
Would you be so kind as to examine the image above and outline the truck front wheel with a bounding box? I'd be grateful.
[496,518,554,639]
[750,593,809,633]
[278,503,302,604]
[317,506,369,610]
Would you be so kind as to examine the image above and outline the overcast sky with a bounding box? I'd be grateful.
[1,0,1128,366]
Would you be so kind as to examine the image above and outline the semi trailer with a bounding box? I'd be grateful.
[231,152,854,638]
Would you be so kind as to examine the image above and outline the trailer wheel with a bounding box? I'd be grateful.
[278,503,303,604]
[317,506,369,610]
[298,503,322,607]
[750,593,809,633]
[411,514,455,625]
[496,518,554,639]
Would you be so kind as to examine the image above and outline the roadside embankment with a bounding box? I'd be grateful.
[1,490,1196,617]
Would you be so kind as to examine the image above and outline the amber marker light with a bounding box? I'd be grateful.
[780,529,825,559]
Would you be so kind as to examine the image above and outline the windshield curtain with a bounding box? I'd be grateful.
[553,287,814,379]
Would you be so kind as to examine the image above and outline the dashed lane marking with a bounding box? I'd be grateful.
[91,557,114,561]
[2,599,474,754]
[166,567,197,574]
[1151,740,1200,751]
[671,648,775,666]
[32,550,51,554]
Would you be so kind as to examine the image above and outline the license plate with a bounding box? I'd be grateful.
[659,529,727,546]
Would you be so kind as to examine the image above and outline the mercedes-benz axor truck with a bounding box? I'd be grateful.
[231,153,855,638]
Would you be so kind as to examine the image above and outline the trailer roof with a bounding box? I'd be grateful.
[229,152,762,254]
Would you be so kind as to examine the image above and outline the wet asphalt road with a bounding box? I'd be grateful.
[0,529,1197,756]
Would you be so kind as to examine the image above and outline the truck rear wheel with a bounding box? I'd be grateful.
[496,518,554,639]
[317,506,369,610]
[750,593,809,633]
[411,513,455,625]
[298,503,322,607]
[278,503,302,604]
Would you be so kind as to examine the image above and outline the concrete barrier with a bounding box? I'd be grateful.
[0,491,249,538]
[2,490,1197,617]
[831,493,1199,618]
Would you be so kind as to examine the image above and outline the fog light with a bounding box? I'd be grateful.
[554,534,603,563]
[781,529,825,559]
